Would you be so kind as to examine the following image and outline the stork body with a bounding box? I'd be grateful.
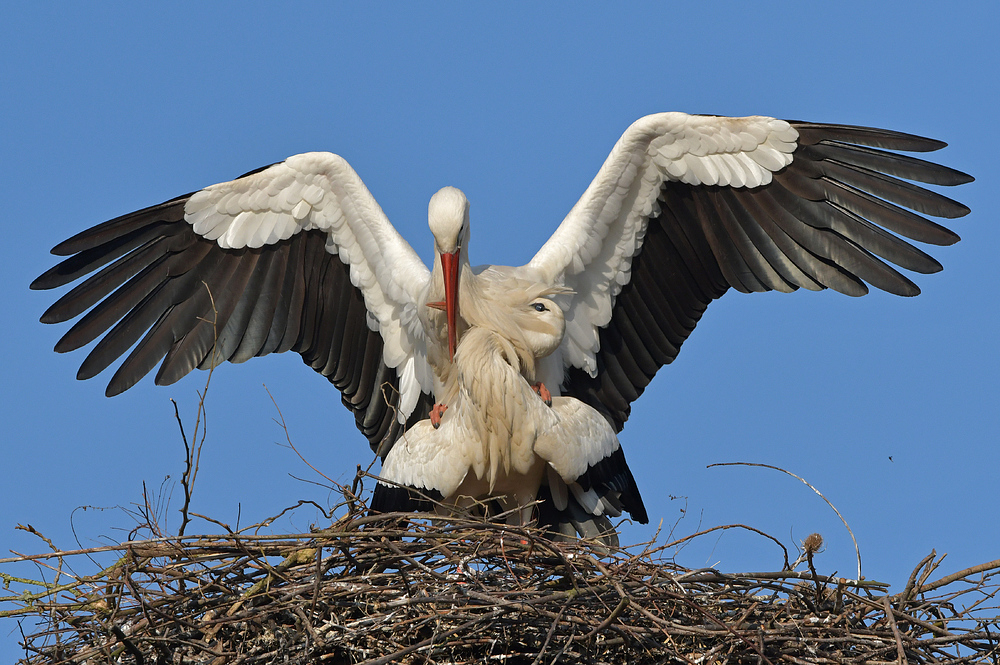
[33,112,972,529]
[373,291,645,542]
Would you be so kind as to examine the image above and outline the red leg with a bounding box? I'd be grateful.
[532,382,552,407]
[430,402,448,428]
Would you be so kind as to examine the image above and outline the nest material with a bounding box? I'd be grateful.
[4,508,1000,665]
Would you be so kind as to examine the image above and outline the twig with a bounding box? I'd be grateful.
[174,283,220,538]
[900,551,937,610]
[709,462,862,581]
[662,523,790,570]
[265,384,338,487]
[920,559,1000,594]
[884,595,908,664]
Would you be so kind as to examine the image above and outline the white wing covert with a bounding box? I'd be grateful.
[377,419,477,500]
[533,397,620,484]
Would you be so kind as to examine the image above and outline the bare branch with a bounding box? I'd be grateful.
[709,462,862,581]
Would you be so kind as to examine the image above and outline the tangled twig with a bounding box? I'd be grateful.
[3,497,998,665]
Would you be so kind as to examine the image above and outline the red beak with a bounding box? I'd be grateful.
[439,248,460,361]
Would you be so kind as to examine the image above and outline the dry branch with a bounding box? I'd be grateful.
[3,497,999,665]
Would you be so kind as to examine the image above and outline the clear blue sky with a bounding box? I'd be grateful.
[2,3,997,657]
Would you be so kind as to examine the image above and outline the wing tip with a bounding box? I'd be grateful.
[104,372,132,397]
[40,310,61,325]
[790,121,956,153]
[50,238,81,257]
[948,202,973,220]
[951,170,975,186]
[30,265,67,291]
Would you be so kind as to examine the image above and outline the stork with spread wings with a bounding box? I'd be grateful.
[33,112,972,539]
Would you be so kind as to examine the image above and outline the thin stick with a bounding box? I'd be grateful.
[709,462,862,581]
[920,559,1000,594]
[883,596,909,665]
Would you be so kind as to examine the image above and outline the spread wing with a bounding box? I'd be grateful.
[32,152,436,454]
[527,113,972,429]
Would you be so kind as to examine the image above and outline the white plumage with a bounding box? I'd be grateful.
[375,291,636,533]
[33,111,971,540]
[186,152,432,372]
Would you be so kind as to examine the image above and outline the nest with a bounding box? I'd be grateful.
[4,490,1000,665]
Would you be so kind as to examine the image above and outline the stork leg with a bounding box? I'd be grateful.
[531,382,552,407]
[429,402,448,428]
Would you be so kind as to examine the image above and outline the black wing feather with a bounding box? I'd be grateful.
[564,122,970,432]
[800,141,972,187]
[34,188,428,455]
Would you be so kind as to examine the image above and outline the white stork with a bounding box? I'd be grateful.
[32,113,971,531]
[372,285,647,543]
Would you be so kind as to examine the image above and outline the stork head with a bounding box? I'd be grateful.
[428,186,469,255]
[427,187,470,361]
[514,297,566,360]
[481,283,571,363]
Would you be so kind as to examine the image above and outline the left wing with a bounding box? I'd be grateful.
[527,113,972,429]
[371,418,477,513]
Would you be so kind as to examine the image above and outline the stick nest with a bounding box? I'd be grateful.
[4,502,999,665]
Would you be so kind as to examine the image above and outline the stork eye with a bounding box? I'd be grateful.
[533,302,548,312]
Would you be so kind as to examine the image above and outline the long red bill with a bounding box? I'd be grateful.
[439,248,460,361]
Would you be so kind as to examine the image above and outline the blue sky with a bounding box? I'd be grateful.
[2,3,997,657]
